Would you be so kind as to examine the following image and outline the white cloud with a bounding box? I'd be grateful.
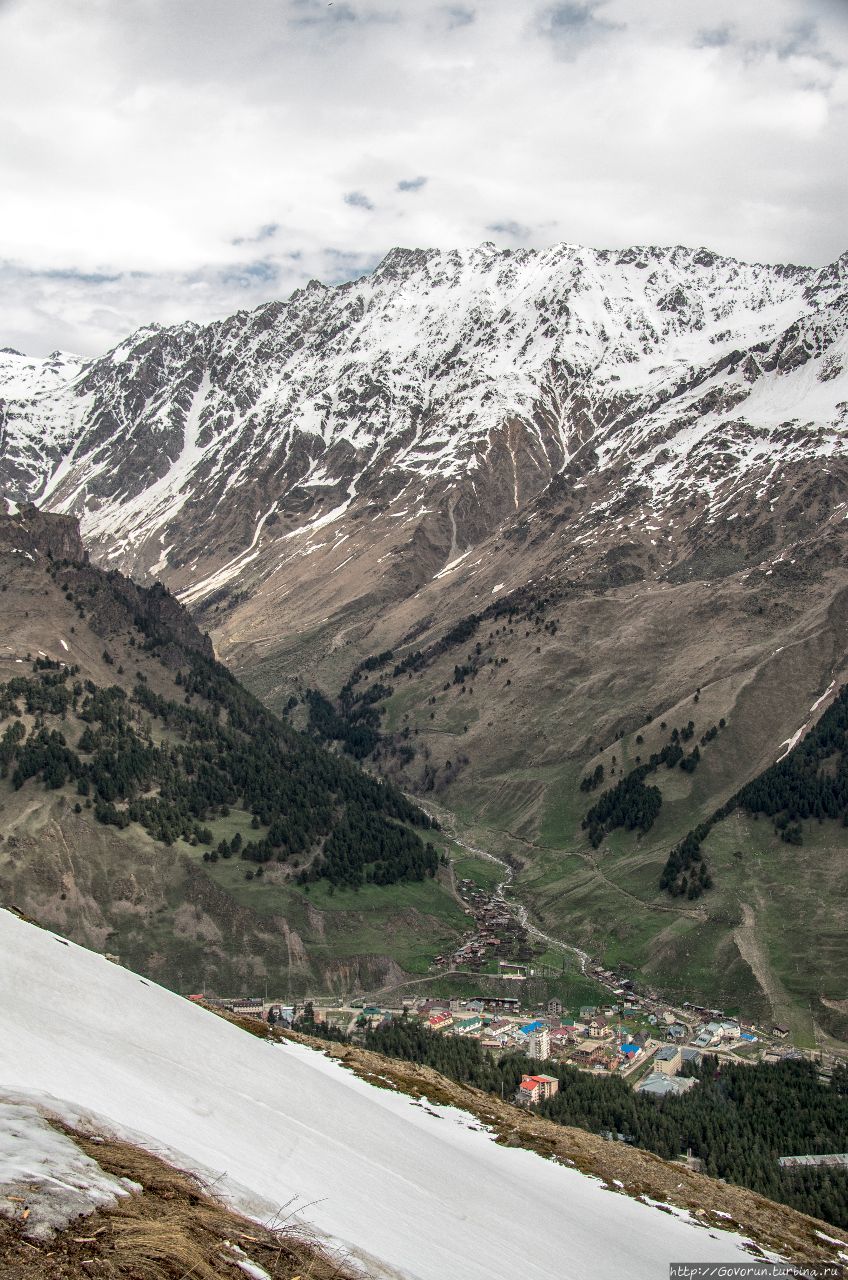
[0,0,845,353]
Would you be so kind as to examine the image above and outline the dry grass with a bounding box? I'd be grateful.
[0,1127,362,1280]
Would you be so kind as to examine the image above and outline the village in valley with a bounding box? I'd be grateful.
[206,982,812,1109]
[201,871,834,1110]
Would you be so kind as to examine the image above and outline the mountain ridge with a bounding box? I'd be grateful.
[0,506,465,997]
[2,240,845,606]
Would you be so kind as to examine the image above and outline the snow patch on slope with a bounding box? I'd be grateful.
[0,1101,130,1241]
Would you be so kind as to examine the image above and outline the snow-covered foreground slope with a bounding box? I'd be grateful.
[0,909,761,1279]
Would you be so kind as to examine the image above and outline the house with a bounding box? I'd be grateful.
[485,996,520,1013]
[618,1042,642,1063]
[666,1023,687,1041]
[549,1026,577,1049]
[569,1039,612,1069]
[772,1025,791,1039]
[547,998,563,1017]
[579,1005,596,1020]
[231,998,265,1019]
[516,1074,559,1106]
[587,1015,609,1039]
[680,1047,702,1068]
[453,1015,482,1035]
[428,1012,453,1032]
[487,1017,511,1035]
[654,1045,682,1076]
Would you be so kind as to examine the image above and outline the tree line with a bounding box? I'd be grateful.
[660,685,848,896]
[0,653,440,890]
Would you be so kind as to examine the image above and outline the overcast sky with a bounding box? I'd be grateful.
[2,0,846,355]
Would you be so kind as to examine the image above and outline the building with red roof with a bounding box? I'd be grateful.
[515,1074,559,1106]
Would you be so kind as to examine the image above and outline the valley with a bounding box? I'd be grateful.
[6,5,848,1274]
[1,241,847,1047]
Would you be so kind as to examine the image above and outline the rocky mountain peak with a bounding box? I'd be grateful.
[0,241,844,638]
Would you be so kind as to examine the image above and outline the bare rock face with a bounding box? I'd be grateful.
[0,503,88,564]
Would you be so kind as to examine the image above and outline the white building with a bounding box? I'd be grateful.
[527,1028,551,1060]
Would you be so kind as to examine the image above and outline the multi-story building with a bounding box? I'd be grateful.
[516,1074,559,1106]
[526,1028,551,1060]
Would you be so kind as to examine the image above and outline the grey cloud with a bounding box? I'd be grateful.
[343,190,375,211]
[231,223,280,246]
[217,259,281,287]
[539,2,622,56]
[443,5,475,27]
[774,18,820,58]
[322,248,383,284]
[289,0,400,28]
[41,268,124,285]
[694,26,733,49]
[767,17,845,68]
[397,176,428,192]
[486,220,531,239]
[0,246,379,355]
[737,18,843,70]
[290,1,359,26]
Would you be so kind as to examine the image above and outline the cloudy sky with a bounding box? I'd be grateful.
[2,0,846,355]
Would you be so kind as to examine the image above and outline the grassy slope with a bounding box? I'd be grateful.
[0,542,470,998]
[0,774,470,996]
[244,569,848,1042]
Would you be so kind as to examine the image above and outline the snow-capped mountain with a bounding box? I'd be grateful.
[1,243,846,618]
